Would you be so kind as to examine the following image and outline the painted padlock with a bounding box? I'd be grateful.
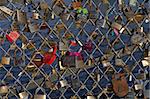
[42,45,57,65]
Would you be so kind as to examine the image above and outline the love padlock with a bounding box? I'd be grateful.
[43,45,57,65]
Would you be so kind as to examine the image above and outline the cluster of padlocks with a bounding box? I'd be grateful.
[0,0,149,99]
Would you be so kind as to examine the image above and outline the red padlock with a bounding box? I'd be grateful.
[43,45,57,65]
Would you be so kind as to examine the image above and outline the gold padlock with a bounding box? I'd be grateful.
[34,95,46,99]
[19,92,29,99]
[0,85,8,94]
[1,56,10,65]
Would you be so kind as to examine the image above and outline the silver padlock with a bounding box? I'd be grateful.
[59,39,68,51]
[0,6,14,16]
[17,10,27,24]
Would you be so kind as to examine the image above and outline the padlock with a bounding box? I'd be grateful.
[83,40,93,52]
[125,88,135,99]
[112,73,129,97]
[0,63,3,67]
[50,69,59,82]
[75,58,84,68]
[59,60,66,70]
[16,10,27,24]
[27,41,35,50]
[34,88,46,99]
[106,83,113,93]
[71,77,80,89]
[102,60,111,67]
[32,11,40,20]
[59,39,68,51]
[115,58,124,66]
[26,64,36,72]
[71,96,78,99]
[43,9,52,21]
[87,95,96,99]
[45,80,56,90]
[0,0,7,5]
[0,35,5,44]
[72,1,81,10]
[59,80,68,88]
[134,84,143,90]
[28,23,39,33]
[0,6,14,16]
[53,5,64,16]
[141,59,150,67]
[91,31,98,40]
[129,0,137,6]
[20,35,27,44]
[43,44,57,65]
[102,0,109,4]
[123,6,134,20]
[75,20,82,28]
[11,21,20,31]
[1,56,10,65]
[56,23,65,32]
[19,92,29,99]
[0,85,8,94]
[12,0,25,4]
[40,2,49,10]
[61,55,76,68]
[60,13,70,22]
[32,52,43,67]
[144,90,150,99]
[111,22,122,30]
[131,32,143,45]
[6,31,20,43]
[136,71,146,80]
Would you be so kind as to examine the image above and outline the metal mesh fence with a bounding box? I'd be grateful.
[0,0,149,99]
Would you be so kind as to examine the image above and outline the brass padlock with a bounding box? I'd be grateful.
[26,64,36,72]
[19,92,29,99]
[0,85,8,94]
[34,95,46,99]
[32,52,43,67]
[56,24,65,32]
[87,95,96,99]
[111,22,122,30]
[75,20,82,28]
[1,56,10,65]
[40,2,49,10]
[102,60,111,67]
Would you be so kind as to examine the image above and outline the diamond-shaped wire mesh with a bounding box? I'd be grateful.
[0,0,149,99]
